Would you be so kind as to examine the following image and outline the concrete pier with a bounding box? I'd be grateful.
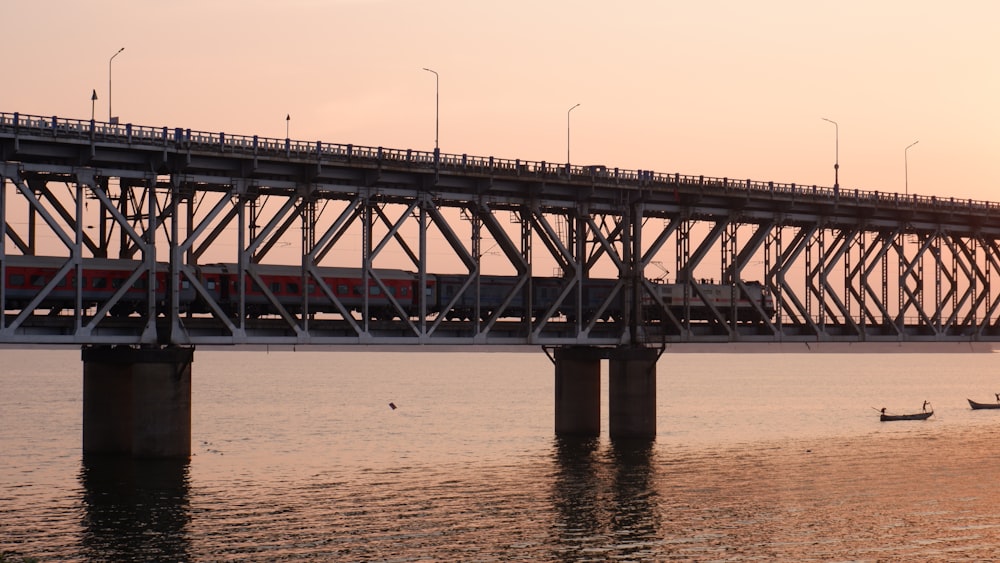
[553,346,602,436]
[608,347,658,439]
[82,346,194,458]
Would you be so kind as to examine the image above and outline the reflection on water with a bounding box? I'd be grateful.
[78,455,191,562]
[551,437,661,560]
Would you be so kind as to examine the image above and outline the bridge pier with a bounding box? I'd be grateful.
[553,346,659,438]
[82,345,194,459]
[553,347,602,436]
[609,347,658,439]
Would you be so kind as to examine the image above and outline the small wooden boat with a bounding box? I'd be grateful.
[879,409,933,422]
[968,399,1000,410]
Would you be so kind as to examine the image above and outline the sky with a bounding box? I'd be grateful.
[6,0,999,202]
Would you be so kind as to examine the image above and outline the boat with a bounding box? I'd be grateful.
[880,410,933,421]
[879,404,934,421]
[968,399,1000,410]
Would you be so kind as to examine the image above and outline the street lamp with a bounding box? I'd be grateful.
[905,140,919,195]
[567,103,580,169]
[90,89,98,121]
[821,117,839,189]
[286,114,290,139]
[109,47,124,123]
[422,67,439,151]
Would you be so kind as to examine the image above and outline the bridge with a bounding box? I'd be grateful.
[3,111,999,453]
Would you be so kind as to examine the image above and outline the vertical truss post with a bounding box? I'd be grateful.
[764,224,784,328]
[723,221,738,326]
[933,234,942,330]
[118,187,128,259]
[621,200,634,342]
[302,197,316,332]
[882,236,889,328]
[971,236,978,327]
[362,197,372,333]
[858,230,866,334]
[521,209,533,331]
[897,232,905,332]
[818,228,826,328]
[630,201,644,343]
[74,179,84,335]
[917,240,925,330]
[159,178,173,345]
[26,180,37,255]
[418,200,428,337]
[472,208,482,334]
[844,231,853,321]
[976,237,992,327]
[237,188,247,329]
[952,237,959,327]
[677,219,691,333]
[805,230,813,323]
[96,177,109,258]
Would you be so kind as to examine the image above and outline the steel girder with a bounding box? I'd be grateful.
[5,115,1000,344]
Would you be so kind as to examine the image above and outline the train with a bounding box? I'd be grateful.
[0,255,774,323]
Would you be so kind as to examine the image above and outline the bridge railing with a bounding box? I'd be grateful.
[1,111,997,214]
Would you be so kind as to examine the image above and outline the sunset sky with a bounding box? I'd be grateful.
[7,1,999,202]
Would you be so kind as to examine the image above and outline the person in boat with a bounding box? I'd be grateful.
[880,408,886,415]
[922,400,930,412]
[995,393,999,403]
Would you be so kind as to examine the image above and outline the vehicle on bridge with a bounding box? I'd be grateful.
[2,255,776,325]
[642,279,774,324]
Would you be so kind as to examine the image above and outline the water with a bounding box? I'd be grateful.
[4,347,1000,561]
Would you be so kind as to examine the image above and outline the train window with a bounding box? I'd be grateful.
[9,274,24,286]
[400,287,409,296]
[92,277,107,289]
[338,284,348,295]
[371,287,381,296]
[353,285,362,295]
[181,280,191,289]
[111,278,125,289]
[206,279,216,290]
[270,282,281,293]
[287,282,299,294]
[31,275,46,287]
[133,279,147,289]
[307,283,316,294]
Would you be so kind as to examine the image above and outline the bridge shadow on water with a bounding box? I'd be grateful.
[549,436,661,559]
[77,455,192,562]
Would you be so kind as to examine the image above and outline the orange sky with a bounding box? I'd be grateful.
[7,1,999,202]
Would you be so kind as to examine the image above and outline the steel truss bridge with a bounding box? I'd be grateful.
[2,111,1000,347]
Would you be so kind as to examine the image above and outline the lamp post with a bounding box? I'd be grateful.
[905,140,919,195]
[90,89,98,121]
[821,117,839,189]
[422,67,439,151]
[286,114,290,139]
[109,47,124,123]
[567,103,580,169]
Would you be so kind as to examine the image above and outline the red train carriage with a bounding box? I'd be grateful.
[2,255,168,316]
[194,263,424,320]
